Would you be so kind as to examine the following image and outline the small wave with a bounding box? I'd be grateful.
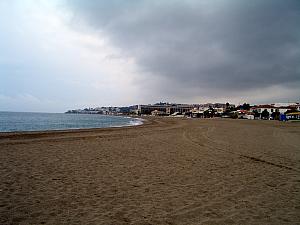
[109,117,144,128]
[128,119,144,126]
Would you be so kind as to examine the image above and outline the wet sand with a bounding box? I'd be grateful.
[0,117,300,224]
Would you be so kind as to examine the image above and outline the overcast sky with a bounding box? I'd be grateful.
[0,0,299,112]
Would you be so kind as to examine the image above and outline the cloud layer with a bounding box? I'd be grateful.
[1,0,299,112]
[66,0,300,103]
[0,1,142,112]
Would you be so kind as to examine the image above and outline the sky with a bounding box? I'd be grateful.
[0,0,299,112]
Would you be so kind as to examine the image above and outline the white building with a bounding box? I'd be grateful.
[250,105,276,114]
[250,104,291,118]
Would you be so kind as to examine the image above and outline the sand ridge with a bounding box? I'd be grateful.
[0,118,299,224]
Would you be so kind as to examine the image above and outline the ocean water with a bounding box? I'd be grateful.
[0,112,143,132]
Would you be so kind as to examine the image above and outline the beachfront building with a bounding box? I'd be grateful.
[289,103,300,111]
[214,107,224,115]
[138,104,170,115]
[286,112,300,120]
[236,110,254,119]
[250,104,295,119]
[166,105,195,115]
[251,105,274,114]
[200,103,235,117]
[199,103,228,109]
[138,103,195,115]
[191,109,205,118]
[273,103,300,113]
[151,110,167,116]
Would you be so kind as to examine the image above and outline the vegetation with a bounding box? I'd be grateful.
[204,107,215,118]
[261,109,269,119]
[271,109,280,120]
[253,109,260,118]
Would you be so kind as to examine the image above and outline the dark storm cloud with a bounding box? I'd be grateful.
[65,0,300,100]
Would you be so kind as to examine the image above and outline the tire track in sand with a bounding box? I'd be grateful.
[182,126,298,172]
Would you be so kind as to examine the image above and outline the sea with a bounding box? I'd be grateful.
[0,111,143,132]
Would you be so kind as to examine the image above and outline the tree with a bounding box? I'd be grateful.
[253,110,260,119]
[224,102,234,114]
[210,107,216,117]
[261,109,269,119]
[226,102,230,109]
[204,107,215,118]
[204,110,210,118]
[242,103,250,110]
[271,109,280,120]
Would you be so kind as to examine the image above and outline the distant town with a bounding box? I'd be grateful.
[66,102,300,121]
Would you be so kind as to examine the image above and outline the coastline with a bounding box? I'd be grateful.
[0,113,145,134]
[0,117,149,141]
[1,117,299,224]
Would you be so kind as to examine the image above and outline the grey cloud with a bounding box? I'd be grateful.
[65,0,300,102]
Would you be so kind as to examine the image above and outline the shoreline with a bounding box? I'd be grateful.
[0,114,146,135]
[0,116,293,141]
[0,119,150,142]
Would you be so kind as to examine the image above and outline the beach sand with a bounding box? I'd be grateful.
[0,118,299,224]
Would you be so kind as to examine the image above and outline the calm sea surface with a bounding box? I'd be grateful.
[0,112,143,132]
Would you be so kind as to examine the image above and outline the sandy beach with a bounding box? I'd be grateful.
[0,117,299,225]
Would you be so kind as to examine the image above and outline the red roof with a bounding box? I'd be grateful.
[252,105,275,109]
